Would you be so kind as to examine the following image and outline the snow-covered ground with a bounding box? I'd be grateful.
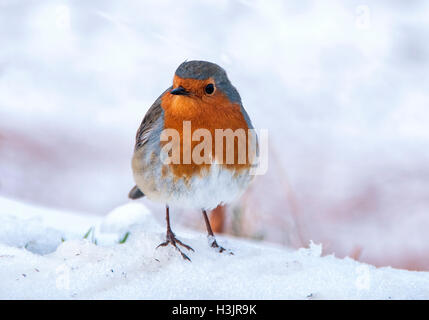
[1,195,429,300]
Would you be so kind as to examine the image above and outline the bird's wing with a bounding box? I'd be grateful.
[135,87,170,150]
[129,87,170,200]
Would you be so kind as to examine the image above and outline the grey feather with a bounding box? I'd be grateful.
[135,87,170,151]
[175,60,242,105]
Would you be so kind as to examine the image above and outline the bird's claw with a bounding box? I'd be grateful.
[157,231,194,261]
[209,238,233,255]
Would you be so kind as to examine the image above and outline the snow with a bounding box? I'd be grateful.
[1,195,429,299]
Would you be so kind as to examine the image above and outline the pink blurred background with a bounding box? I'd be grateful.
[1,0,429,270]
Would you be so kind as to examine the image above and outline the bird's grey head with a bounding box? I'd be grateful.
[173,60,242,104]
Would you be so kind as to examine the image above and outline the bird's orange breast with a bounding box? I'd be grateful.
[160,76,252,180]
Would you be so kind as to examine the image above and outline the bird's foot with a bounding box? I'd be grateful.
[157,230,194,261]
[208,236,233,255]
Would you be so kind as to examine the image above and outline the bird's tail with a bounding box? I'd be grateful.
[128,185,145,199]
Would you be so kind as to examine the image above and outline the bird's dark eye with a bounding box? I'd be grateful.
[205,83,215,95]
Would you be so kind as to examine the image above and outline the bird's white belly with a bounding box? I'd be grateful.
[171,165,252,210]
[139,162,252,210]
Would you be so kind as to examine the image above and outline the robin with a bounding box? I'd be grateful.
[128,60,257,260]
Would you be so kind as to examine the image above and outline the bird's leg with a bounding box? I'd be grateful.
[157,205,194,261]
[202,209,231,254]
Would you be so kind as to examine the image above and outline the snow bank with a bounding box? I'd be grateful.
[1,196,428,299]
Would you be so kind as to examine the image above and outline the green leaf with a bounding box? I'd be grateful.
[83,227,93,239]
[119,231,130,244]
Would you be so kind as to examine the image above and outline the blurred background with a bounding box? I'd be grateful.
[1,0,429,270]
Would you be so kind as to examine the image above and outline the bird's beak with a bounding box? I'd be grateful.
[170,86,189,96]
